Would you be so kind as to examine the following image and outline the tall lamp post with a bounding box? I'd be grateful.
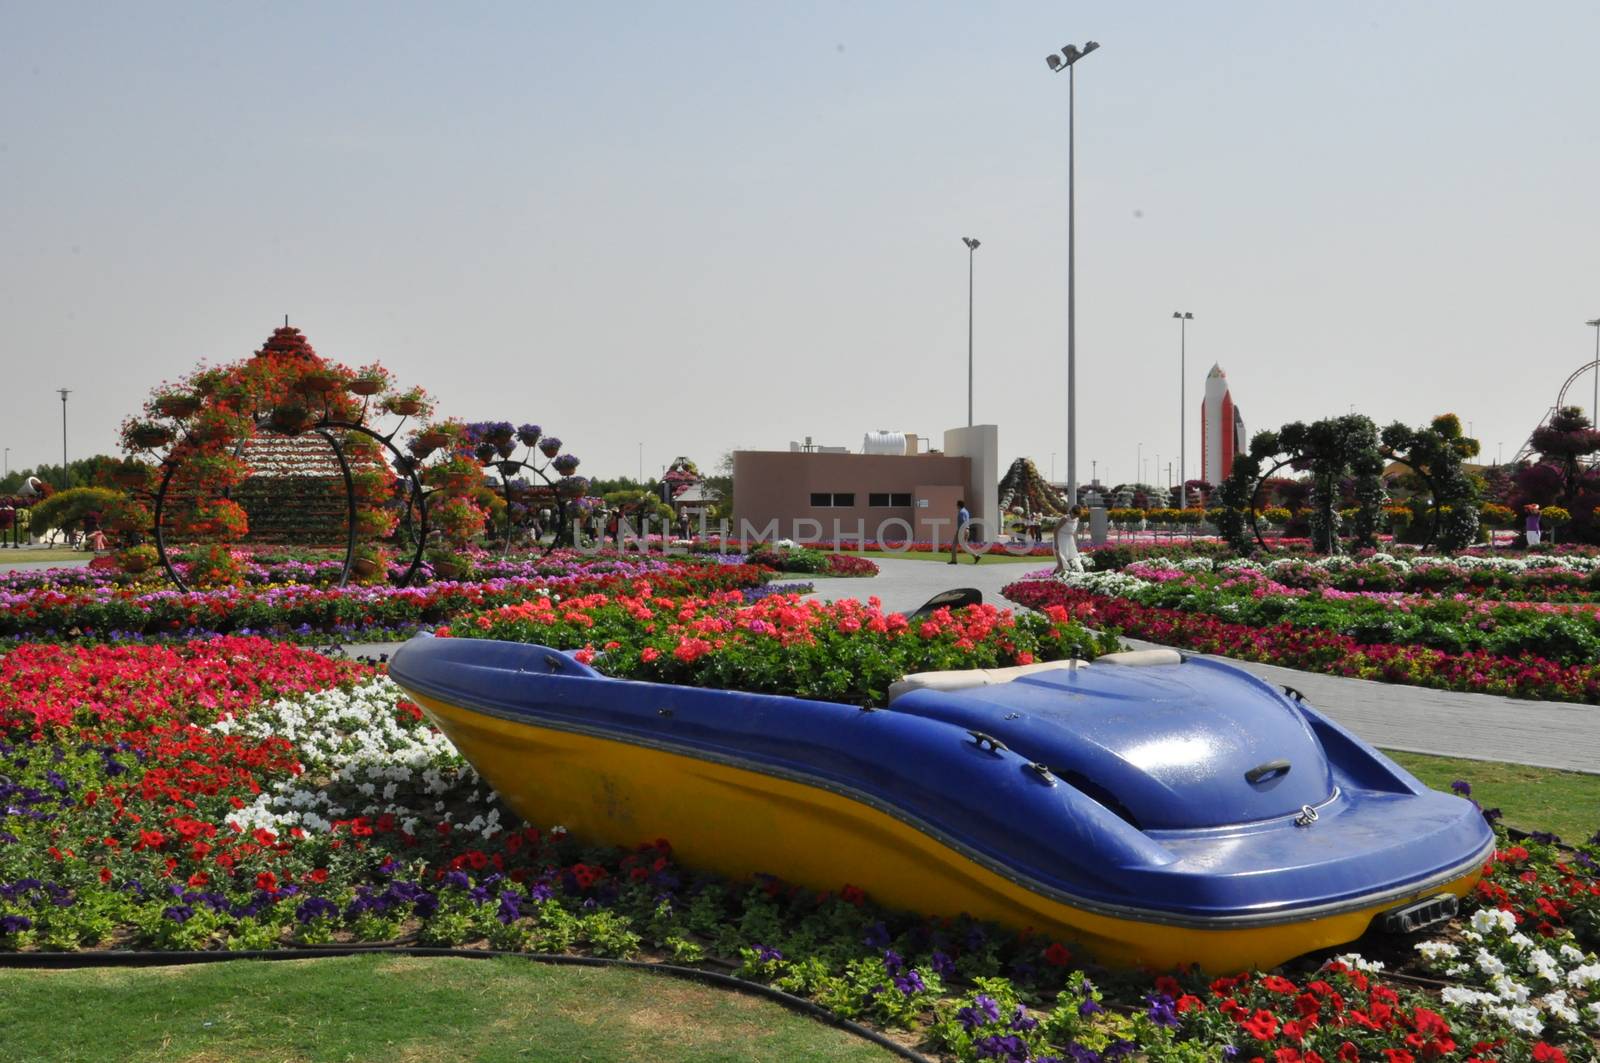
[1172,311,1193,499]
[962,237,981,426]
[1046,39,1100,506]
[1588,317,1600,425]
[57,389,71,490]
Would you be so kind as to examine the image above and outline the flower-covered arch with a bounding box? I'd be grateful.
[119,323,588,589]
[1218,414,1479,554]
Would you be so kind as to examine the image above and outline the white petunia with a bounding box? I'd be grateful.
[1415,940,1459,961]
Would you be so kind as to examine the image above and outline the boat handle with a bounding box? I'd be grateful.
[1026,762,1057,786]
[966,730,1009,755]
[1282,685,1306,702]
[1245,759,1292,784]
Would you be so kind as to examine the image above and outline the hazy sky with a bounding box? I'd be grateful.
[4,2,1598,487]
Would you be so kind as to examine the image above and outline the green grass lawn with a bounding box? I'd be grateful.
[0,547,95,564]
[0,955,898,1063]
[1385,750,1600,842]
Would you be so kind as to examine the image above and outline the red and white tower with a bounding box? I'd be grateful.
[1200,364,1246,486]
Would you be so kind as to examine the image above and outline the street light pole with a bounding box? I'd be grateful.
[58,389,70,490]
[1172,311,1192,497]
[1047,40,1100,507]
[1588,318,1600,425]
[963,238,980,427]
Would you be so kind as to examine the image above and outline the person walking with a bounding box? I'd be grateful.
[948,499,978,564]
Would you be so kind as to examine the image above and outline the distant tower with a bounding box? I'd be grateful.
[1200,364,1246,486]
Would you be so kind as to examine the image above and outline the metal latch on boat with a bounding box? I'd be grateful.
[1380,893,1459,934]
[1294,804,1318,827]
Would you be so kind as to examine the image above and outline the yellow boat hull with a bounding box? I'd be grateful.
[412,691,1484,971]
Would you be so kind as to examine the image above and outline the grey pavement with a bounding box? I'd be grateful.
[799,555,1053,614]
[327,556,1600,775]
[0,556,91,573]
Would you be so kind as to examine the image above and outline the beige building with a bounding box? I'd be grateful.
[732,425,999,545]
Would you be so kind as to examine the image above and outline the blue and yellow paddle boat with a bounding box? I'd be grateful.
[388,632,1493,970]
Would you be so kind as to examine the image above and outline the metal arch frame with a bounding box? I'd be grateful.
[1244,456,1300,551]
[151,408,432,592]
[488,450,570,559]
[1555,358,1600,411]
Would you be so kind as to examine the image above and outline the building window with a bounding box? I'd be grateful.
[891,492,912,506]
[810,492,832,507]
[832,493,855,507]
[868,493,890,507]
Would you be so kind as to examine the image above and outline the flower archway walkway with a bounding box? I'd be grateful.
[1117,634,1600,775]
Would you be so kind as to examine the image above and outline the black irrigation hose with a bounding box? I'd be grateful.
[0,946,937,1063]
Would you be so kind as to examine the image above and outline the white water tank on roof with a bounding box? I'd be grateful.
[862,431,908,456]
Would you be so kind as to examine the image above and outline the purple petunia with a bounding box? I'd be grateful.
[0,914,32,933]
[296,897,340,924]
[754,944,783,963]
[957,993,1002,1031]
[893,970,925,996]
[1145,994,1180,1028]
[1450,779,1471,796]
[496,891,521,925]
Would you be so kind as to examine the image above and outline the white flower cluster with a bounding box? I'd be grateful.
[1055,570,1153,597]
[1415,906,1600,1037]
[217,677,508,840]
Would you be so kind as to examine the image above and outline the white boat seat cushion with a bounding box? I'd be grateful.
[889,659,1086,703]
[1094,649,1182,667]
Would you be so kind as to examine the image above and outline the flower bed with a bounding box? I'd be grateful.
[0,548,754,593]
[743,545,880,578]
[1004,576,1600,705]
[1109,552,1600,602]
[1,639,1597,1059]
[0,560,770,642]
[441,588,1116,706]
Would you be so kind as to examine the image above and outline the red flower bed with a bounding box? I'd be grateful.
[0,638,368,735]
[1003,579,1600,704]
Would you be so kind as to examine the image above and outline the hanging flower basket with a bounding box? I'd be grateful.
[154,394,202,419]
[347,377,385,396]
[430,558,464,580]
[386,396,426,416]
[294,370,342,396]
[350,556,381,577]
[128,424,174,449]
[269,406,314,436]
[416,429,453,450]
[539,437,563,459]
[497,460,523,478]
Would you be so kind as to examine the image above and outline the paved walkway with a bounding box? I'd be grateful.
[799,555,1051,615]
[0,556,91,574]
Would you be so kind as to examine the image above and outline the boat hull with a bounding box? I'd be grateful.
[408,687,1485,971]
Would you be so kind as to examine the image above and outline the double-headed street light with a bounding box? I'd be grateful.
[963,237,981,426]
[1173,311,1193,500]
[1046,39,1099,507]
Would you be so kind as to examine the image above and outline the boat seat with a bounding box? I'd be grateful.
[889,659,1086,703]
[1095,649,1183,667]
